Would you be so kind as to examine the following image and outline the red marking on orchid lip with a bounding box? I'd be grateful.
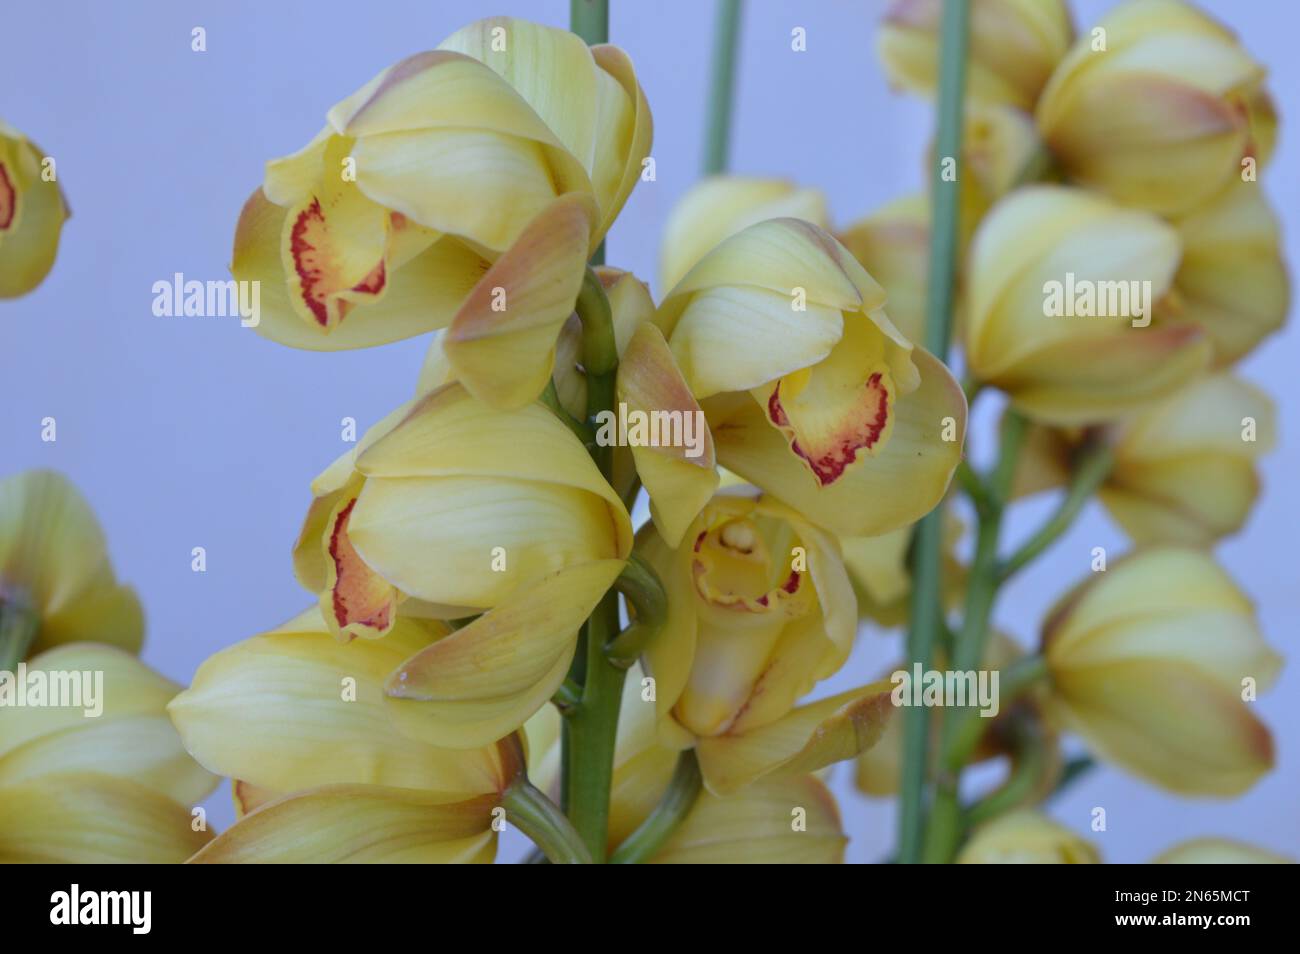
[767,386,790,427]
[756,594,769,607]
[289,197,387,328]
[328,499,391,633]
[772,373,889,487]
[693,530,708,552]
[781,570,800,594]
[0,162,15,231]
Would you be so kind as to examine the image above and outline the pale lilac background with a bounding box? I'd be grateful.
[2,0,1295,862]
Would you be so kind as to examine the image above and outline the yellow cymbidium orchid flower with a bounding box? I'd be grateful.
[965,185,1211,425]
[1,643,216,862]
[170,608,528,863]
[1036,0,1273,215]
[957,810,1099,864]
[658,177,829,294]
[1041,547,1281,796]
[1017,373,1275,546]
[657,218,967,536]
[637,493,892,795]
[1163,181,1289,366]
[0,469,143,657]
[0,119,69,298]
[877,0,1074,111]
[1153,838,1294,865]
[232,17,650,405]
[293,381,631,642]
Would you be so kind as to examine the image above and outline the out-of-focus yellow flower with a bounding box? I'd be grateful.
[838,195,930,345]
[1017,373,1274,546]
[232,18,650,405]
[1163,181,1288,365]
[658,177,828,294]
[1,643,216,862]
[0,119,68,298]
[170,608,520,862]
[1036,0,1272,215]
[957,810,1099,863]
[838,511,965,628]
[965,185,1210,425]
[638,493,893,794]
[0,470,143,657]
[1103,374,1274,545]
[878,0,1073,110]
[657,218,967,536]
[1153,838,1294,864]
[1042,547,1280,796]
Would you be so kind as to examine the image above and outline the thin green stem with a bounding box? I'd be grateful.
[570,0,609,265]
[955,459,993,516]
[609,750,703,864]
[922,410,1029,863]
[897,0,971,865]
[964,715,1047,828]
[999,443,1113,582]
[502,779,593,864]
[542,378,594,445]
[605,553,668,667]
[703,0,744,175]
[565,591,625,862]
[562,262,625,863]
[0,599,38,672]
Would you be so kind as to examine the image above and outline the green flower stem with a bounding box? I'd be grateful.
[1048,756,1096,801]
[963,714,1048,828]
[609,750,703,864]
[0,599,38,672]
[999,442,1114,582]
[542,378,594,445]
[605,553,668,667]
[565,591,625,862]
[502,778,593,864]
[922,410,1029,863]
[897,0,971,865]
[570,1,609,265]
[703,0,744,175]
[955,459,993,516]
[562,259,626,862]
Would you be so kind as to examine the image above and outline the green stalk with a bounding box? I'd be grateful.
[999,443,1113,582]
[570,0,609,265]
[562,264,625,862]
[609,750,703,864]
[502,778,593,864]
[897,0,971,865]
[703,0,744,174]
[0,598,38,672]
[922,410,1028,863]
[605,552,668,667]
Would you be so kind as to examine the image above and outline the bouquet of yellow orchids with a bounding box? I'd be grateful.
[1,0,1290,868]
